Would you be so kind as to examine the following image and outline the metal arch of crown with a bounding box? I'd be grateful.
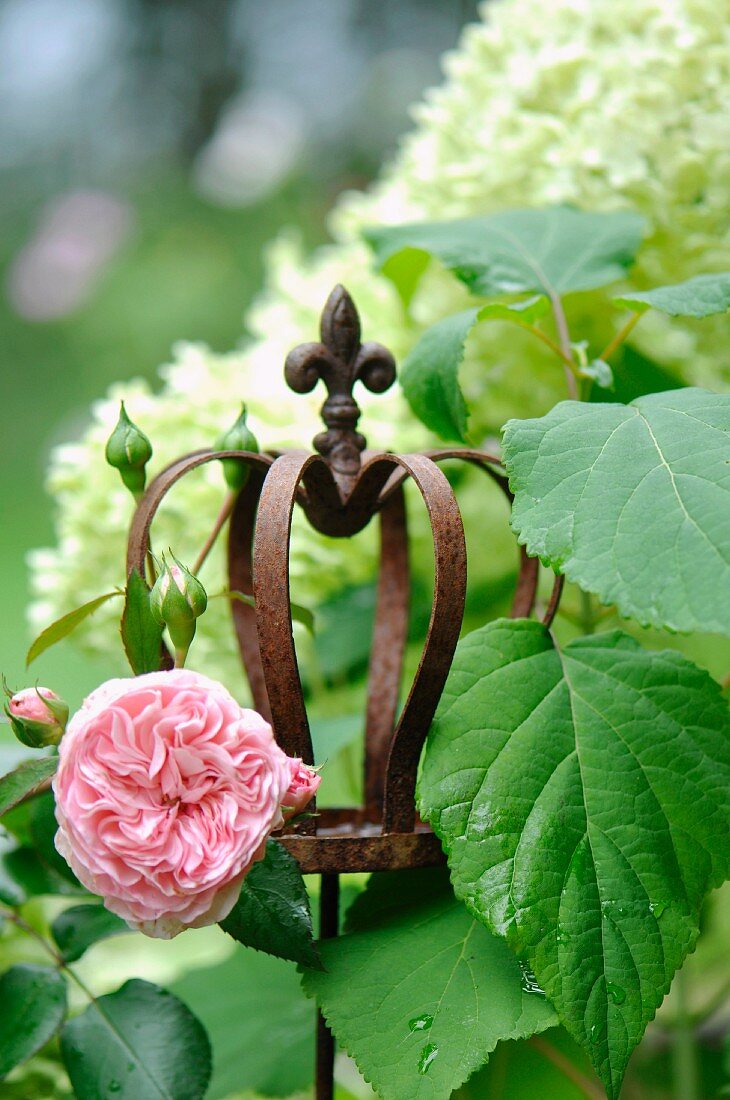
[126,285,561,873]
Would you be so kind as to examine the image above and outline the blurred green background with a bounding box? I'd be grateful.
[0,0,479,705]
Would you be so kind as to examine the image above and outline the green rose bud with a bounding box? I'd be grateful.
[150,554,207,667]
[105,402,153,499]
[4,686,69,748]
[215,404,259,491]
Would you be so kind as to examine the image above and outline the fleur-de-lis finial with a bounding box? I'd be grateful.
[284,286,396,491]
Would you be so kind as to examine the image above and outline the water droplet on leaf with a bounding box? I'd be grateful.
[606,982,626,1005]
[590,1024,600,1044]
[409,1014,434,1033]
[418,1043,439,1075]
[108,1082,121,1094]
[649,900,668,918]
[518,961,546,996]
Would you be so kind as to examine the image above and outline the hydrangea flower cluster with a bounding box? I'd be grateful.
[31,0,730,682]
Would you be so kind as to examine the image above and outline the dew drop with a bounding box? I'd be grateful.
[649,900,668,919]
[418,1043,439,1075]
[590,1024,600,1044]
[518,961,546,996]
[606,982,626,1005]
[108,1081,121,1094]
[409,1014,434,1033]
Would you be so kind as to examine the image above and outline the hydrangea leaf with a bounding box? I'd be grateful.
[219,839,321,969]
[0,757,57,818]
[503,388,730,634]
[614,273,730,317]
[400,298,549,441]
[365,207,646,299]
[61,979,211,1100]
[171,947,314,1098]
[0,965,67,1077]
[418,619,730,1100]
[51,903,129,963]
[302,868,558,1100]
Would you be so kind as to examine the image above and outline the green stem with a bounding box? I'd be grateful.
[548,292,578,400]
[672,969,701,1100]
[192,489,237,576]
[579,590,596,635]
[2,909,98,1004]
[598,311,642,363]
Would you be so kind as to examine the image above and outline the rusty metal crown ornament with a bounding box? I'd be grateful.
[126,285,561,1099]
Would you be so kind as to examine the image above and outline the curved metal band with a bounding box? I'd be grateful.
[126,449,273,673]
[370,454,467,833]
[227,468,271,719]
[364,485,409,818]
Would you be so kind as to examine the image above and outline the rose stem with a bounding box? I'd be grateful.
[192,489,237,576]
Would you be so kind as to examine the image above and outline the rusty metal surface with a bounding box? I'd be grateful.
[284,284,396,496]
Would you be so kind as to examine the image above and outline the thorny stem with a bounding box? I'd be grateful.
[598,310,643,364]
[528,1036,603,1099]
[192,489,237,576]
[549,292,578,400]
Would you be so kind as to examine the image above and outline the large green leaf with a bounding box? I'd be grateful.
[454,1028,598,1100]
[419,619,730,1099]
[0,835,87,905]
[503,387,730,634]
[302,868,557,1100]
[0,757,57,818]
[51,904,129,963]
[219,839,321,968]
[365,207,645,300]
[60,979,211,1100]
[121,569,164,675]
[399,299,551,442]
[26,591,121,666]
[0,965,67,1078]
[614,272,730,317]
[400,308,477,442]
[171,947,314,1099]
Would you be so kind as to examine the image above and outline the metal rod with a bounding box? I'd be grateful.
[316,872,340,1100]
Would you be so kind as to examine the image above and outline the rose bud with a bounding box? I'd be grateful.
[282,758,322,820]
[150,554,207,667]
[5,686,69,748]
[105,402,153,500]
[53,669,292,938]
[215,404,259,492]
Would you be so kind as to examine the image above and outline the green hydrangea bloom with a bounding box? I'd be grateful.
[31,0,730,683]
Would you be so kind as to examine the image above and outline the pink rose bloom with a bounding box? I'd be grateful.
[283,758,321,820]
[8,686,62,722]
[53,669,292,939]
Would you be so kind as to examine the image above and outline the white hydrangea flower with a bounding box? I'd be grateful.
[31,0,730,681]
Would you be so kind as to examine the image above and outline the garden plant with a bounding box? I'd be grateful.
[2,1,729,1099]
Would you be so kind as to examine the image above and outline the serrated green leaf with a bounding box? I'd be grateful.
[51,904,129,963]
[26,591,121,666]
[400,309,478,441]
[171,947,314,1098]
[419,619,730,1099]
[366,207,645,300]
[219,839,321,968]
[400,298,551,442]
[302,868,557,1100]
[0,757,57,818]
[121,569,164,675]
[503,387,730,634]
[0,834,87,905]
[60,979,211,1100]
[29,791,83,888]
[614,272,730,317]
[0,965,67,1078]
